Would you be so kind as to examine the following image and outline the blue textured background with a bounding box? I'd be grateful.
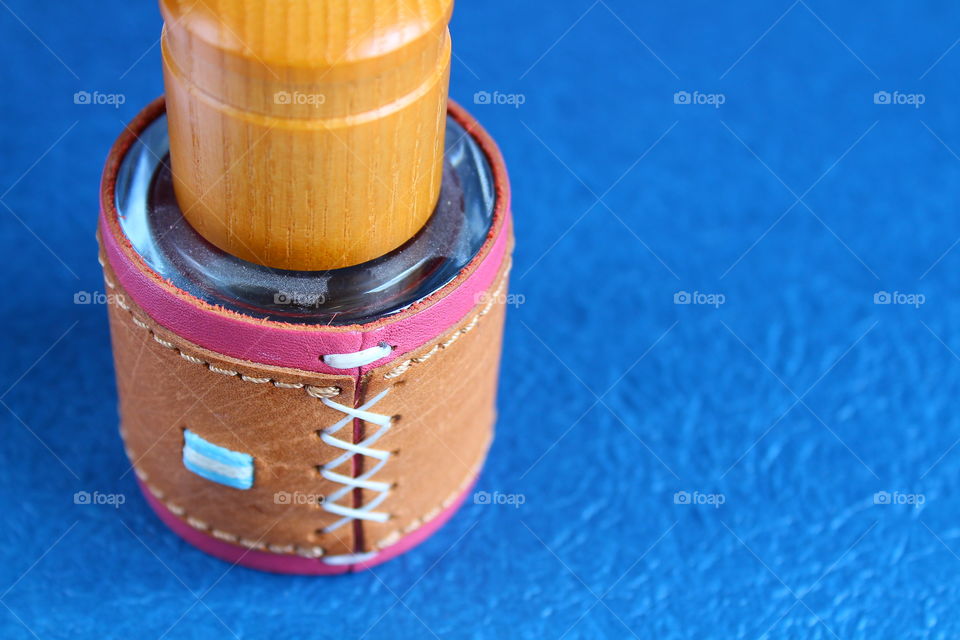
[3,1,960,637]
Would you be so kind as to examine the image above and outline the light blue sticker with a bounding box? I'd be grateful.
[182,430,254,490]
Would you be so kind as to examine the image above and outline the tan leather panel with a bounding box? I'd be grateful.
[359,266,508,551]
[103,252,510,558]
[106,281,358,557]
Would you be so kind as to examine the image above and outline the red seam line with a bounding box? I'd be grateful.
[351,370,367,558]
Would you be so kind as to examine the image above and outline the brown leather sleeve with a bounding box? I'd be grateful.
[103,253,510,559]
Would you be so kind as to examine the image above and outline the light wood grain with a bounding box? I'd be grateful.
[160,0,453,270]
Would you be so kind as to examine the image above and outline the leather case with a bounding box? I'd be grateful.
[98,98,512,574]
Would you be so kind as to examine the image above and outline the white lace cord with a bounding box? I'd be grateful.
[322,342,393,369]
[316,388,394,533]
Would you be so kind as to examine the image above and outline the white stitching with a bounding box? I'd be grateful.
[103,255,503,559]
[130,456,466,560]
[106,296,343,396]
[211,529,238,542]
[153,335,175,350]
[239,538,267,551]
[384,268,509,380]
[104,260,507,388]
[208,365,238,376]
[130,468,326,557]
[305,385,342,399]
[119,384,393,561]
[315,389,394,532]
[374,460,484,550]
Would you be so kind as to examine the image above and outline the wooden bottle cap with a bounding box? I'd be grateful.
[159,0,454,270]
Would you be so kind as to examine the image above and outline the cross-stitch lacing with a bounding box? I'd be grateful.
[311,387,394,532]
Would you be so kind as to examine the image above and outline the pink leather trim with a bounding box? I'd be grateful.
[99,99,510,376]
[137,476,476,575]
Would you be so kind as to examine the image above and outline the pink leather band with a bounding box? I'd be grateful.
[137,476,476,574]
[99,97,511,376]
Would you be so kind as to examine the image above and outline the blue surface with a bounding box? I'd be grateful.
[3,1,960,637]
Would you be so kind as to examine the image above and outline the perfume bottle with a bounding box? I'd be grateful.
[99,0,512,574]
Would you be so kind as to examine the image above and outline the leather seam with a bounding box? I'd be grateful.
[122,434,328,559]
[382,258,511,381]
[104,253,504,559]
[103,253,509,392]
[123,435,481,559]
[373,455,487,551]
[310,390,395,535]
[102,263,341,398]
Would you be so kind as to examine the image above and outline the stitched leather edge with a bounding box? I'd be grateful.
[105,258,511,556]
